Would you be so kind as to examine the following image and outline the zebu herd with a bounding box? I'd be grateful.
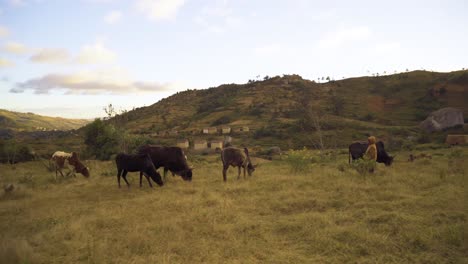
[51,141,394,187]
[50,145,258,187]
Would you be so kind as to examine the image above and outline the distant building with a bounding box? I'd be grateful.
[210,140,223,149]
[177,139,189,149]
[203,127,218,134]
[221,126,231,134]
[445,135,468,145]
[194,140,207,150]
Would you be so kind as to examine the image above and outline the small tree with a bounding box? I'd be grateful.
[83,119,120,160]
[103,103,116,120]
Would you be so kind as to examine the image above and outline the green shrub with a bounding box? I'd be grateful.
[285,148,316,174]
[83,119,120,160]
[350,159,376,175]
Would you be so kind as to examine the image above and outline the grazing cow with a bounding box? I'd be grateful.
[50,151,90,179]
[348,141,394,166]
[221,147,257,182]
[115,153,164,188]
[137,145,192,181]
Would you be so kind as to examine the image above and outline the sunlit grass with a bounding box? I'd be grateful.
[0,147,466,263]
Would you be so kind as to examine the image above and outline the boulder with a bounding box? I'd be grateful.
[419,107,464,132]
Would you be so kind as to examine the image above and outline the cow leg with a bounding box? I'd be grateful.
[58,168,65,178]
[144,172,153,188]
[117,169,122,188]
[122,170,130,188]
[139,172,143,187]
[222,165,229,182]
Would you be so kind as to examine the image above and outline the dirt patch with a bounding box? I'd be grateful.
[367,95,385,112]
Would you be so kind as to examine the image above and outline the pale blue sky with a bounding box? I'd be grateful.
[0,0,467,118]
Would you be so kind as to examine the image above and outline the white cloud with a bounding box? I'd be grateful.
[254,44,282,56]
[3,41,31,54]
[195,1,243,34]
[0,25,9,38]
[9,0,26,6]
[136,0,186,21]
[318,26,371,49]
[374,42,401,54]
[0,58,14,67]
[11,68,184,95]
[310,10,337,21]
[201,3,231,17]
[30,48,70,63]
[75,40,116,64]
[104,10,122,24]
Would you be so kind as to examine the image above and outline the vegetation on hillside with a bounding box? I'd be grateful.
[0,109,90,132]
[104,70,468,150]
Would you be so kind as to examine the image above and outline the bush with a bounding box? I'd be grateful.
[284,148,316,174]
[350,159,376,175]
[83,119,120,160]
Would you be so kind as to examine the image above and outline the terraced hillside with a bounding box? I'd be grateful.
[104,70,467,148]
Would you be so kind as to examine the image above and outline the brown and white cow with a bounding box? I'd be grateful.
[220,147,257,182]
[50,151,90,179]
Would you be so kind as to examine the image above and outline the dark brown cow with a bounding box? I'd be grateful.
[50,151,90,179]
[115,153,164,188]
[220,147,257,182]
[348,141,394,166]
[137,145,192,181]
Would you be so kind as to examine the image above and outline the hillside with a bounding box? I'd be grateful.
[106,70,468,149]
[0,109,90,131]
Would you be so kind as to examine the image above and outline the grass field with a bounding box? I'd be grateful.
[0,147,466,263]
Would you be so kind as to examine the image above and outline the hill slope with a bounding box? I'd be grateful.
[106,70,467,148]
[0,109,90,131]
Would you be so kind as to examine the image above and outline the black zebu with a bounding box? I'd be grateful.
[137,145,192,181]
[115,153,164,188]
[348,141,394,166]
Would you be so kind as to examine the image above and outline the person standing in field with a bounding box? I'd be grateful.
[364,136,378,172]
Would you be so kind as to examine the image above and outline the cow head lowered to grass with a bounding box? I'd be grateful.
[137,145,193,181]
[115,153,164,188]
[220,147,258,182]
[50,151,90,179]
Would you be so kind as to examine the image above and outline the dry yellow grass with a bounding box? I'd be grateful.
[0,148,466,263]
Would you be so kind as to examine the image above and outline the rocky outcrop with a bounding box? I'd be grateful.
[419,107,464,132]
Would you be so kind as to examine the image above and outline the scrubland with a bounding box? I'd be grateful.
[0,147,466,263]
